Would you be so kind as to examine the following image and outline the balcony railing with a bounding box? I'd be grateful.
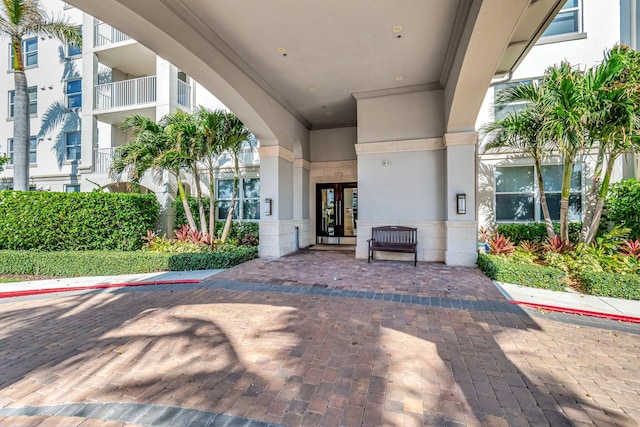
[94,76,157,111]
[177,80,191,109]
[94,20,131,47]
[94,147,118,174]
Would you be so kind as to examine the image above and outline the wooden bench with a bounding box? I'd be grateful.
[367,226,418,266]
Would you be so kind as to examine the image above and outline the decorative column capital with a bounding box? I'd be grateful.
[443,132,477,148]
[258,146,295,163]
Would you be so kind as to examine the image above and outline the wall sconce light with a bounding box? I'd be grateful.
[456,194,466,214]
[264,198,272,216]
[382,160,391,166]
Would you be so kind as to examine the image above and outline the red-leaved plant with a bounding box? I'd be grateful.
[520,240,542,254]
[543,236,574,254]
[619,239,640,259]
[488,233,516,256]
[175,225,212,246]
[142,230,158,247]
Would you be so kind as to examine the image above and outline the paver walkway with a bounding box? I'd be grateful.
[0,250,639,426]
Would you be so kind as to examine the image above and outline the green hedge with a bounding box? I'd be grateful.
[0,191,159,251]
[0,247,259,277]
[496,222,583,244]
[0,251,170,276]
[168,246,258,270]
[476,253,567,291]
[578,271,640,300]
[604,179,640,240]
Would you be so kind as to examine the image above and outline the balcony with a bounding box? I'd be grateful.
[94,147,118,174]
[177,80,191,109]
[94,20,131,48]
[94,76,157,111]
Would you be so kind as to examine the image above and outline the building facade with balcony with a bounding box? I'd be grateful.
[0,0,264,232]
[0,0,198,219]
[476,0,640,231]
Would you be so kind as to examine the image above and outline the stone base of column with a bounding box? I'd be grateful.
[259,219,310,257]
[444,221,478,266]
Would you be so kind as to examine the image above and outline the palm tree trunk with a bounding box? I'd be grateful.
[208,163,216,240]
[221,153,240,243]
[177,177,197,230]
[12,70,30,191]
[559,158,574,242]
[580,148,605,243]
[534,158,555,239]
[192,166,208,234]
[584,154,617,244]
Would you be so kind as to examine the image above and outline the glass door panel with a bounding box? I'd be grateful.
[316,183,357,244]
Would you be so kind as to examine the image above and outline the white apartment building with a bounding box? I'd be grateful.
[477,0,640,230]
[0,0,261,229]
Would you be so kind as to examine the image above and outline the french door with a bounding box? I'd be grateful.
[316,182,357,245]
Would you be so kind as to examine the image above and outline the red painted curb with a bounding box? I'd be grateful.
[510,300,640,324]
[0,279,202,299]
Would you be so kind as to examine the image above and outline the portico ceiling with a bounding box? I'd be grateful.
[71,0,562,133]
[170,0,462,129]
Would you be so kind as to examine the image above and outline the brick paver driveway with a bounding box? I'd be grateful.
[0,250,639,426]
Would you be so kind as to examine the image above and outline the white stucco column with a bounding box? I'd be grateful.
[80,44,98,176]
[258,145,296,257]
[444,132,478,266]
[155,57,177,119]
[293,158,311,249]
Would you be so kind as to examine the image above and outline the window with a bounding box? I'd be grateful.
[66,79,82,108]
[65,131,81,161]
[493,79,536,121]
[66,27,82,57]
[495,164,582,222]
[542,0,582,38]
[8,37,38,69]
[8,136,37,165]
[217,178,260,220]
[65,184,80,192]
[8,86,37,117]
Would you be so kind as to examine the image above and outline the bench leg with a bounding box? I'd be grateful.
[414,250,417,266]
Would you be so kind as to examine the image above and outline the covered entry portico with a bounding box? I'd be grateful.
[69,0,566,266]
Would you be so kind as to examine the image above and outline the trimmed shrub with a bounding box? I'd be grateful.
[0,251,170,276]
[168,245,258,270]
[0,246,259,277]
[578,271,640,300]
[496,222,582,244]
[0,191,158,251]
[604,179,640,239]
[476,253,567,291]
[217,221,259,242]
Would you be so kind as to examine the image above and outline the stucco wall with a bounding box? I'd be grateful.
[357,150,445,222]
[356,89,444,143]
[310,127,357,162]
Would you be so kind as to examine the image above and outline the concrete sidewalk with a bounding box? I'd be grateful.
[0,270,223,297]
[494,281,640,323]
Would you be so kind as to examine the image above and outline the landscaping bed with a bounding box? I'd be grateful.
[0,246,258,278]
[477,229,640,300]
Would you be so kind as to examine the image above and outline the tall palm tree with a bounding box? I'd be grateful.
[580,45,640,243]
[482,82,556,239]
[196,107,227,239]
[219,113,250,243]
[0,0,81,191]
[538,62,588,242]
[110,114,198,231]
[164,110,208,233]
